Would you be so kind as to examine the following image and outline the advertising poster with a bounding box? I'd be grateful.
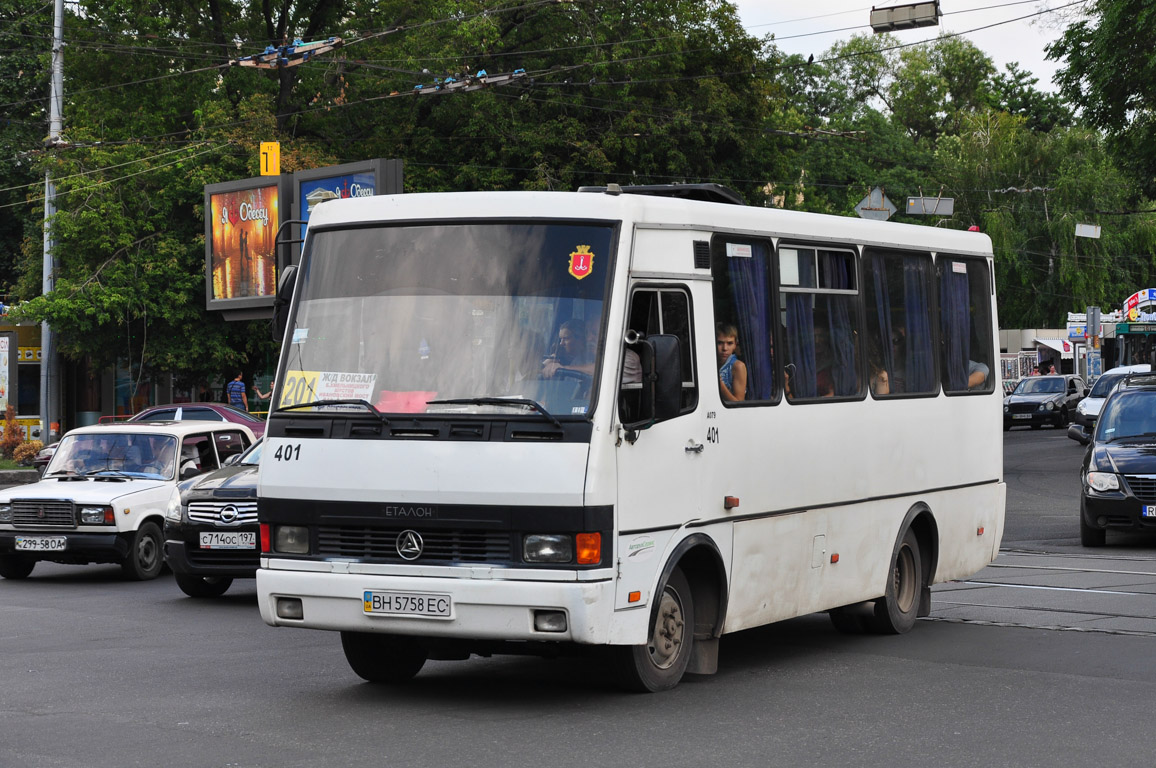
[299,171,376,246]
[208,184,279,301]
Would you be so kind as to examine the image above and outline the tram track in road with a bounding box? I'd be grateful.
[927,548,1156,636]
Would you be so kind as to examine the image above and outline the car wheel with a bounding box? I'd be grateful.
[1080,513,1106,547]
[121,522,164,580]
[340,632,428,683]
[174,572,233,598]
[868,528,924,635]
[0,554,35,580]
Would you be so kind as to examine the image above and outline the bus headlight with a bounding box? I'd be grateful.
[1086,472,1120,492]
[523,534,573,563]
[274,525,310,554]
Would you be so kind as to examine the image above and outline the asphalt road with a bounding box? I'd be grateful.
[2,432,1155,768]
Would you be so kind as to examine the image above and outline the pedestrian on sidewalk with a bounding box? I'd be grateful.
[226,371,249,411]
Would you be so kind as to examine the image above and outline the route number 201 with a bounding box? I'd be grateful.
[273,444,302,461]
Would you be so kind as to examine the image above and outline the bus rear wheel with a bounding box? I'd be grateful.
[870,528,923,634]
[613,567,694,692]
[340,632,427,683]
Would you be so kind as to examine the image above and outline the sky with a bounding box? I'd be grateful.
[730,0,1075,92]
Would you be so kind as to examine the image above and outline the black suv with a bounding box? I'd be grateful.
[1004,374,1087,430]
[163,439,261,597]
[1080,376,1156,546]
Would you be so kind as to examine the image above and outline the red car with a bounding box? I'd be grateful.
[129,403,266,439]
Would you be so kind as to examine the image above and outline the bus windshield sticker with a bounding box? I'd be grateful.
[292,328,308,344]
[568,244,595,280]
[726,243,752,259]
[316,371,377,402]
[952,261,968,274]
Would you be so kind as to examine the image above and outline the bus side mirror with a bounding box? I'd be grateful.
[623,334,682,441]
[272,264,298,342]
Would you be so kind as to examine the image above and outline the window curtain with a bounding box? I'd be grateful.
[868,253,895,385]
[939,263,971,391]
[726,243,773,400]
[785,256,817,398]
[821,252,856,395]
[905,256,935,392]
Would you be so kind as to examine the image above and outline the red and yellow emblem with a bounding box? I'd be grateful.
[568,245,595,280]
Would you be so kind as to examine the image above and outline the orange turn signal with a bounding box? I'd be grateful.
[724,496,740,510]
[830,553,839,564]
[977,527,985,536]
[628,591,641,603]
[576,532,601,564]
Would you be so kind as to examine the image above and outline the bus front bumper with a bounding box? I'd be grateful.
[256,564,618,645]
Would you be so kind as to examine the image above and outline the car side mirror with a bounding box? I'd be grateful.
[1067,423,1090,445]
[223,454,241,466]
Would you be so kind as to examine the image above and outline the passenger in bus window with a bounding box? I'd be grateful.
[968,359,989,389]
[868,336,890,395]
[716,323,747,402]
[542,319,594,378]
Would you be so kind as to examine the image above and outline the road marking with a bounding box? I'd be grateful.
[953,580,1156,596]
[987,562,1156,577]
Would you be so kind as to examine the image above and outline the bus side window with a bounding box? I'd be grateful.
[709,238,777,404]
[863,248,937,396]
[779,245,862,400]
[618,287,697,423]
[939,257,994,393]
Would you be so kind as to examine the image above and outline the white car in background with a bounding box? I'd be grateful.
[1069,364,1151,444]
[0,421,255,580]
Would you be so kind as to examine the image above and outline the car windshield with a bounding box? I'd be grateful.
[240,440,263,466]
[1013,377,1063,394]
[1088,374,1123,398]
[279,221,615,418]
[44,433,179,479]
[1096,391,1156,442]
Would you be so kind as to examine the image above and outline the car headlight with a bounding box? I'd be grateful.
[523,534,573,563]
[1044,401,1055,411]
[79,505,115,525]
[1086,471,1120,492]
[164,490,183,523]
[1076,400,1088,415]
[1003,404,1009,413]
[0,503,11,523]
[36,447,54,459]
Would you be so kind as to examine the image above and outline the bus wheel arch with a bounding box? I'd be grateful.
[613,533,728,692]
[872,505,937,633]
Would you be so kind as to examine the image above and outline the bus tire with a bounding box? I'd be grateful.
[0,554,35,580]
[870,528,923,635]
[340,632,427,683]
[613,567,694,692]
[174,572,233,598]
[121,522,164,581]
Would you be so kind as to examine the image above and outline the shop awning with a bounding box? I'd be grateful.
[1034,337,1073,359]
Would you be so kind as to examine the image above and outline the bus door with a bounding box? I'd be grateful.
[615,285,705,563]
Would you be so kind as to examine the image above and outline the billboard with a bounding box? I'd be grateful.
[292,159,403,262]
[204,175,293,315]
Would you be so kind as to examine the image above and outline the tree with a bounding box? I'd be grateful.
[1048,0,1156,198]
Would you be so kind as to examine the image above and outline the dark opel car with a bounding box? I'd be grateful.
[1080,385,1156,546]
[163,439,261,597]
[1003,374,1087,430]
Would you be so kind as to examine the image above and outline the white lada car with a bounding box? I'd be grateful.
[0,421,255,580]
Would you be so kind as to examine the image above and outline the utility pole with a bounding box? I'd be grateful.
[41,0,64,442]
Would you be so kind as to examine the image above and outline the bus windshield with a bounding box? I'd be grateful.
[279,221,616,418]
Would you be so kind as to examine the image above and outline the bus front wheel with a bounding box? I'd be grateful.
[613,567,694,692]
[340,631,427,683]
[870,528,924,634]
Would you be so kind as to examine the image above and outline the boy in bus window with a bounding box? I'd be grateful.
[716,323,747,402]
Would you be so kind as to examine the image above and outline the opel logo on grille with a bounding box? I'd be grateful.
[219,505,239,524]
[396,529,424,560]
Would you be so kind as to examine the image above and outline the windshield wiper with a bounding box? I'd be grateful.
[427,397,563,429]
[274,399,390,425]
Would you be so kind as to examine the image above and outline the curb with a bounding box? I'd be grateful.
[0,469,40,484]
